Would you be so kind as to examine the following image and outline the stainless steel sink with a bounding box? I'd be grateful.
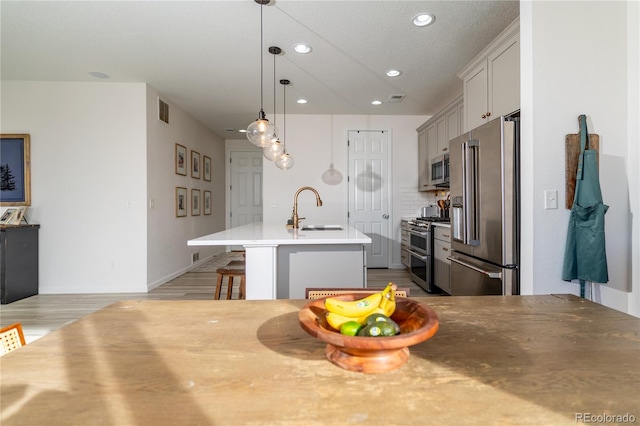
[300,225,343,231]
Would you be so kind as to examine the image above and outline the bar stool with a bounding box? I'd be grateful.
[215,263,246,300]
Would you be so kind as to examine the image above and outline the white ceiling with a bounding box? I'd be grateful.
[1,1,519,139]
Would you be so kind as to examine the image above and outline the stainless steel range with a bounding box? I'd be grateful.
[406,217,450,293]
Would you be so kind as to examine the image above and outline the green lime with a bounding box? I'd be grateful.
[339,321,362,336]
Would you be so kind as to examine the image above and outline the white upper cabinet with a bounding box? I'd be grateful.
[458,19,520,132]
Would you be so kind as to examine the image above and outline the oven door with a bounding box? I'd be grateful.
[408,228,430,255]
[408,248,429,291]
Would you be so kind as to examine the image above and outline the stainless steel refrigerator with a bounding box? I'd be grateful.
[448,115,520,295]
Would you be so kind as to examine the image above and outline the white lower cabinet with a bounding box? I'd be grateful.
[433,226,451,294]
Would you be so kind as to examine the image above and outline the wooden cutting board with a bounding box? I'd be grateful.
[565,132,599,209]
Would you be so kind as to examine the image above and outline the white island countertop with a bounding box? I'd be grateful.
[188,222,371,299]
[188,222,371,246]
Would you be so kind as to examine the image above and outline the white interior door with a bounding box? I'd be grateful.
[347,130,390,268]
[230,150,263,229]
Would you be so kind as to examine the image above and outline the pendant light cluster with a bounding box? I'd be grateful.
[247,0,293,170]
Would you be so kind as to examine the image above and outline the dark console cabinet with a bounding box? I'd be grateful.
[1,224,39,304]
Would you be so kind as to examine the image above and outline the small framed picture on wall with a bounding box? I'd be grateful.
[191,150,201,179]
[175,144,187,176]
[203,156,211,181]
[204,190,211,215]
[176,187,187,217]
[191,189,201,216]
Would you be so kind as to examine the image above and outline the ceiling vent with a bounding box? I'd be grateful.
[158,98,169,124]
[387,94,405,103]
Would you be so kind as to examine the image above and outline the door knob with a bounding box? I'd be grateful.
[382,214,389,219]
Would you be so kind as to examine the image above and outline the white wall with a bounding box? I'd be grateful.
[261,114,428,268]
[1,81,227,293]
[146,86,226,289]
[521,1,639,315]
[1,82,148,292]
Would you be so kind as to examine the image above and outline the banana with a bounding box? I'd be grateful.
[377,282,398,317]
[325,311,368,330]
[324,292,382,318]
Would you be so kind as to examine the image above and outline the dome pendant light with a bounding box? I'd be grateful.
[276,79,294,170]
[246,0,277,148]
[264,46,285,161]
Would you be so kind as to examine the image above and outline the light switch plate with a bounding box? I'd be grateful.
[544,190,558,209]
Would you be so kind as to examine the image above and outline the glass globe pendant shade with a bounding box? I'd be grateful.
[263,139,285,161]
[246,113,278,148]
[275,153,294,170]
[321,163,343,185]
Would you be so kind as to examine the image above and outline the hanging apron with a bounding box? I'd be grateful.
[562,115,609,295]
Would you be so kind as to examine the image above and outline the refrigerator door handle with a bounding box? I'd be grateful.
[462,140,480,246]
[448,256,502,279]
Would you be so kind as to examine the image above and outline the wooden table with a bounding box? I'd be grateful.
[1,295,638,425]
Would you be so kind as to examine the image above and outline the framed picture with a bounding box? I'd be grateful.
[191,150,201,179]
[1,134,31,206]
[191,189,201,216]
[204,190,211,215]
[203,156,211,181]
[8,206,27,225]
[176,187,187,217]
[0,208,17,225]
[175,143,187,176]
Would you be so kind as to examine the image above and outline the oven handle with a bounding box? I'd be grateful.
[408,249,428,261]
[407,229,429,238]
[447,256,502,279]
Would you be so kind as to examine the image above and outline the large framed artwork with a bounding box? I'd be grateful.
[176,187,187,217]
[203,156,211,181]
[1,134,31,206]
[191,150,201,179]
[191,189,201,216]
[175,143,187,176]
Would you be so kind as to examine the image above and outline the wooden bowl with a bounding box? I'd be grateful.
[298,295,439,373]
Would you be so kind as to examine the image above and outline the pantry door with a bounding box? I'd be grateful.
[347,130,390,268]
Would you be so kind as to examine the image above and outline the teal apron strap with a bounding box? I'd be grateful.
[576,114,589,298]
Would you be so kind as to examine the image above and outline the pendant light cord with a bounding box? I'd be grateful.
[259,3,264,114]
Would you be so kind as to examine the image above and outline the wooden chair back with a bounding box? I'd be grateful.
[0,323,26,355]
[305,287,410,299]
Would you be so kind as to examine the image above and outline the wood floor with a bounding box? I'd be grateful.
[0,252,437,344]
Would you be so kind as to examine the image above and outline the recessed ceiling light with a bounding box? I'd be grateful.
[89,71,109,79]
[412,13,435,27]
[371,100,383,106]
[293,43,312,54]
[238,129,247,133]
[296,99,308,104]
[386,69,402,77]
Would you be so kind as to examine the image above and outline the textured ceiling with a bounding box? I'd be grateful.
[1,1,519,139]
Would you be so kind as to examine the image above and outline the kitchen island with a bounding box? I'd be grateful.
[188,222,372,299]
[1,295,637,425]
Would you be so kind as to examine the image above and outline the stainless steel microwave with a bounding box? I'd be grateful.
[431,154,449,186]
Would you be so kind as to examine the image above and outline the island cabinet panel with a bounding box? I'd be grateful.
[277,244,366,299]
[1,225,40,304]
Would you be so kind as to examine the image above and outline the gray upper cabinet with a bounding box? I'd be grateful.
[458,18,520,132]
[416,96,463,191]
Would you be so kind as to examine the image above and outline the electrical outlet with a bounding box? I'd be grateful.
[544,190,558,210]
[191,252,200,264]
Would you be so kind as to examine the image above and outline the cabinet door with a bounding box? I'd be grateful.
[433,238,451,294]
[446,106,460,142]
[417,129,429,190]
[488,33,520,119]
[463,61,488,132]
[423,124,437,188]
[435,116,447,155]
